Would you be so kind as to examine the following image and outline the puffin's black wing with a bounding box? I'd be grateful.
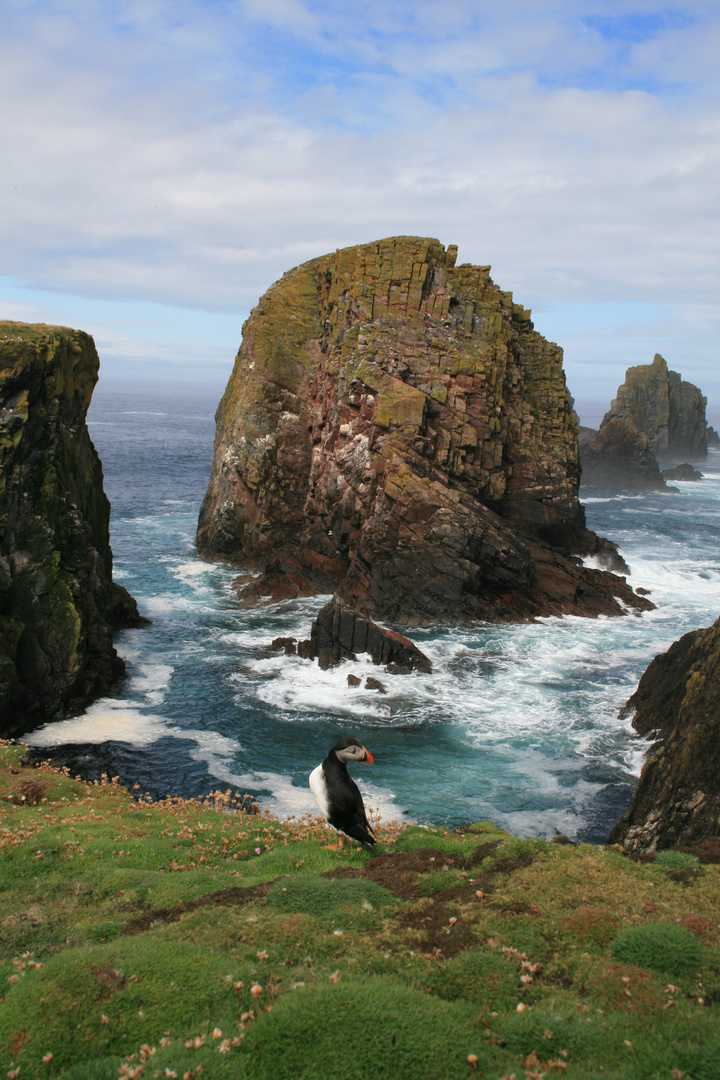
[322,759,376,850]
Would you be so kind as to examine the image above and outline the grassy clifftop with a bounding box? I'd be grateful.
[1,742,719,1080]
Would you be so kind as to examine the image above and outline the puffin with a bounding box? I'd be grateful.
[309,736,376,851]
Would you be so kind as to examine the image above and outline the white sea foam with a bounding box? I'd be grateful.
[137,596,178,616]
[23,701,173,747]
[241,653,409,721]
[498,806,589,840]
[165,559,215,583]
[131,662,172,695]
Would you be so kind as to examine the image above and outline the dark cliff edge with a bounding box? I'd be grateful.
[197,236,652,626]
[610,617,720,856]
[0,321,145,736]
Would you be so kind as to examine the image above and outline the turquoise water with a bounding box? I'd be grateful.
[23,381,720,843]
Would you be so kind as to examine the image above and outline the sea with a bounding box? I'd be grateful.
[22,382,720,844]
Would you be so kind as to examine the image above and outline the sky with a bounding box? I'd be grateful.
[1,0,718,419]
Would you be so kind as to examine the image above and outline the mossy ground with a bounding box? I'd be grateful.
[1,742,718,1080]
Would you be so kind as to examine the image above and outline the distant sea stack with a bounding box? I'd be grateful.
[610,617,720,857]
[198,237,650,625]
[0,322,144,735]
[602,354,708,461]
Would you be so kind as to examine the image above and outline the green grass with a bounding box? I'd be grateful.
[417,869,467,895]
[695,1035,720,1080]
[1,742,719,1079]
[265,874,397,914]
[655,849,701,870]
[610,922,704,978]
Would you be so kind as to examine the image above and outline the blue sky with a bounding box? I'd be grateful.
[1,0,718,417]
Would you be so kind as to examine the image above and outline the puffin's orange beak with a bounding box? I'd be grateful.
[362,747,374,764]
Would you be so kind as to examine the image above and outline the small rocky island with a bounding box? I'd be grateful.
[604,353,708,461]
[611,616,720,857]
[0,322,143,735]
[198,237,650,627]
[581,354,711,491]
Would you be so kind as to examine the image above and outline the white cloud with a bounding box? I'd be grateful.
[0,0,717,400]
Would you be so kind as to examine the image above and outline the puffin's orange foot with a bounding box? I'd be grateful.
[326,843,342,850]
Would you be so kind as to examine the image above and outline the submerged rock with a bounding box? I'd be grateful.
[609,617,720,856]
[270,636,298,655]
[0,322,145,734]
[198,237,650,625]
[662,463,703,482]
[602,354,708,461]
[580,419,671,493]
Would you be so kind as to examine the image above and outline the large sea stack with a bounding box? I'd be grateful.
[198,237,650,625]
[0,322,143,734]
[610,617,720,856]
[602,354,708,461]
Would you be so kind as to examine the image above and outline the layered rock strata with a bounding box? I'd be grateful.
[198,237,651,625]
[602,354,708,461]
[580,419,671,493]
[610,617,720,855]
[0,322,144,734]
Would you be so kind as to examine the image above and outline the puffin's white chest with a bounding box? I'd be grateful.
[309,763,331,821]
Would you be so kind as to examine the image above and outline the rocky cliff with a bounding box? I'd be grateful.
[198,237,651,625]
[0,322,143,734]
[610,617,720,856]
[602,354,708,461]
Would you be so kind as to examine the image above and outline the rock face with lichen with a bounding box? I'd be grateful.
[602,354,708,461]
[0,322,144,735]
[610,617,720,855]
[198,237,651,626]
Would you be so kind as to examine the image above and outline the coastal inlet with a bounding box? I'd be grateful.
[22,382,720,844]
